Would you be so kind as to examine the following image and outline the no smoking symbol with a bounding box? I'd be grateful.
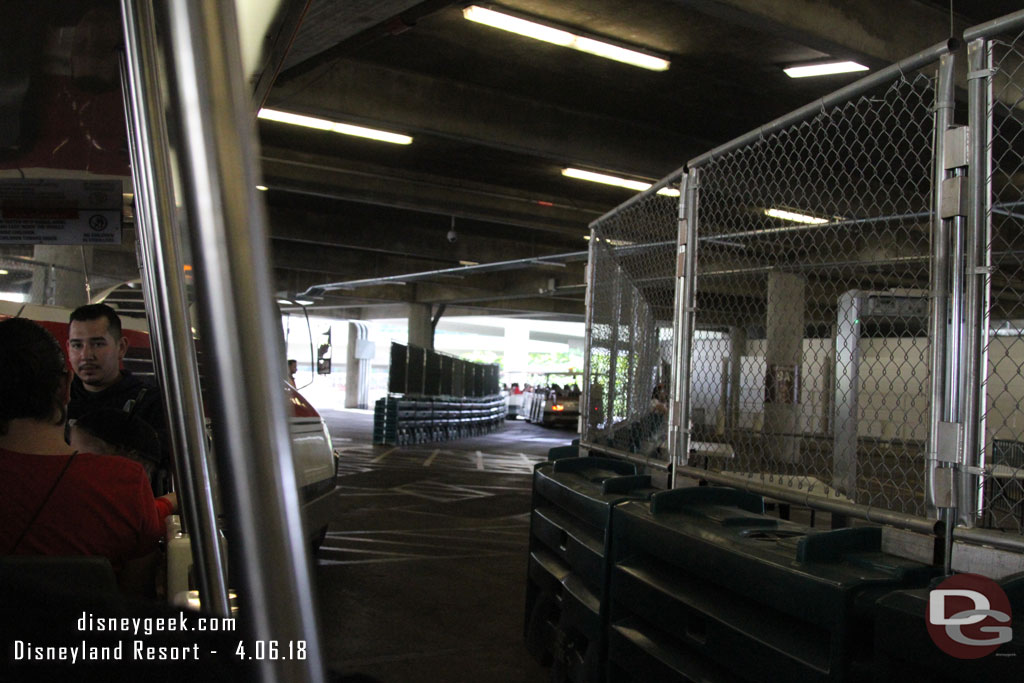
[89,214,108,231]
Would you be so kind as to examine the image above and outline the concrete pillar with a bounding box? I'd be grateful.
[408,303,433,350]
[503,322,530,376]
[725,326,747,431]
[29,246,93,306]
[764,272,804,463]
[345,320,371,409]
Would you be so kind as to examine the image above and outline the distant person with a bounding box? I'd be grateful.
[66,303,170,491]
[288,358,297,385]
[0,318,176,580]
[70,408,162,484]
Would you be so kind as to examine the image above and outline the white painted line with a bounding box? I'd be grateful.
[424,449,439,467]
[371,447,397,463]
[476,451,484,470]
[519,453,531,465]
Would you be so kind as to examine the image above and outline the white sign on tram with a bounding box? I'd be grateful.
[0,179,122,245]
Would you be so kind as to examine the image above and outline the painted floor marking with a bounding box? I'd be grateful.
[371,447,397,463]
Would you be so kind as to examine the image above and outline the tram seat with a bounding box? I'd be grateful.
[0,555,119,597]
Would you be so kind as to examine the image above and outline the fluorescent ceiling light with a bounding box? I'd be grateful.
[294,299,315,306]
[764,208,828,225]
[563,168,680,197]
[257,108,413,145]
[0,269,8,275]
[463,5,669,72]
[256,185,268,191]
[784,61,868,78]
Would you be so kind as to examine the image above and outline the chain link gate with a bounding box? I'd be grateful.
[673,40,957,531]
[966,12,1024,537]
[578,15,1024,555]
[581,173,683,469]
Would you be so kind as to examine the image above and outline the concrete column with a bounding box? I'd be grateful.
[726,326,747,431]
[408,303,433,350]
[29,246,93,306]
[503,322,530,376]
[764,272,804,463]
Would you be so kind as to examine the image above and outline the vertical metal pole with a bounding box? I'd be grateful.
[927,53,954,521]
[962,37,994,527]
[667,176,684,464]
[119,0,231,617]
[622,286,630,428]
[947,211,965,425]
[580,230,598,441]
[606,264,622,431]
[932,53,959,575]
[160,2,324,682]
[671,169,700,487]
[668,175,688,468]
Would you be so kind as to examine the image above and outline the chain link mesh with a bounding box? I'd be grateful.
[979,28,1024,533]
[689,72,937,516]
[584,178,682,456]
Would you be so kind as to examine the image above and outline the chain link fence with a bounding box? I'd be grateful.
[685,70,938,516]
[975,21,1024,533]
[582,174,682,462]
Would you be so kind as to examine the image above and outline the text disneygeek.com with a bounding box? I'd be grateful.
[9,611,238,664]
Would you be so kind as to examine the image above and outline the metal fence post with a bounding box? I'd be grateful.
[580,230,599,441]
[671,170,699,487]
[961,37,993,528]
[119,0,230,617]
[926,53,955,525]
[605,265,622,430]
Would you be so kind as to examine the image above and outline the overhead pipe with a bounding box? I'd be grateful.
[300,250,588,297]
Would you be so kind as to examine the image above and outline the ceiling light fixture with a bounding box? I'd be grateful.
[783,60,868,79]
[257,108,413,145]
[0,269,8,275]
[764,208,829,224]
[562,168,680,197]
[463,5,669,72]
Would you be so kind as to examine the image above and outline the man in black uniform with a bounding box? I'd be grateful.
[67,303,170,491]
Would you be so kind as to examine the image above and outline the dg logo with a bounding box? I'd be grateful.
[927,573,1013,659]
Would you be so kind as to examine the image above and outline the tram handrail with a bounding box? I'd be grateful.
[119,0,230,618]
[158,2,326,682]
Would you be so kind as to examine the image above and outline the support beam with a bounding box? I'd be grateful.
[260,147,599,237]
[669,0,963,67]
[408,302,433,349]
[265,204,584,263]
[267,61,713,178]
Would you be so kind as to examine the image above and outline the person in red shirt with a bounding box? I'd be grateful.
[0,318,176,582]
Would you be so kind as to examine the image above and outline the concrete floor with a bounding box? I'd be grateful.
[314,409,572,682]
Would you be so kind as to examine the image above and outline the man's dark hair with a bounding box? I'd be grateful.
[69,302,122,338]
[73,408,161,464]
[0,318,68,434]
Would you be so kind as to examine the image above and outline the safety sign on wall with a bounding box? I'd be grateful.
[0,179,122,245]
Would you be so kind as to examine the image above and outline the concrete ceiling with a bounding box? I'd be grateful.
[6,1,1018,321]
[254,0,1021,321]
